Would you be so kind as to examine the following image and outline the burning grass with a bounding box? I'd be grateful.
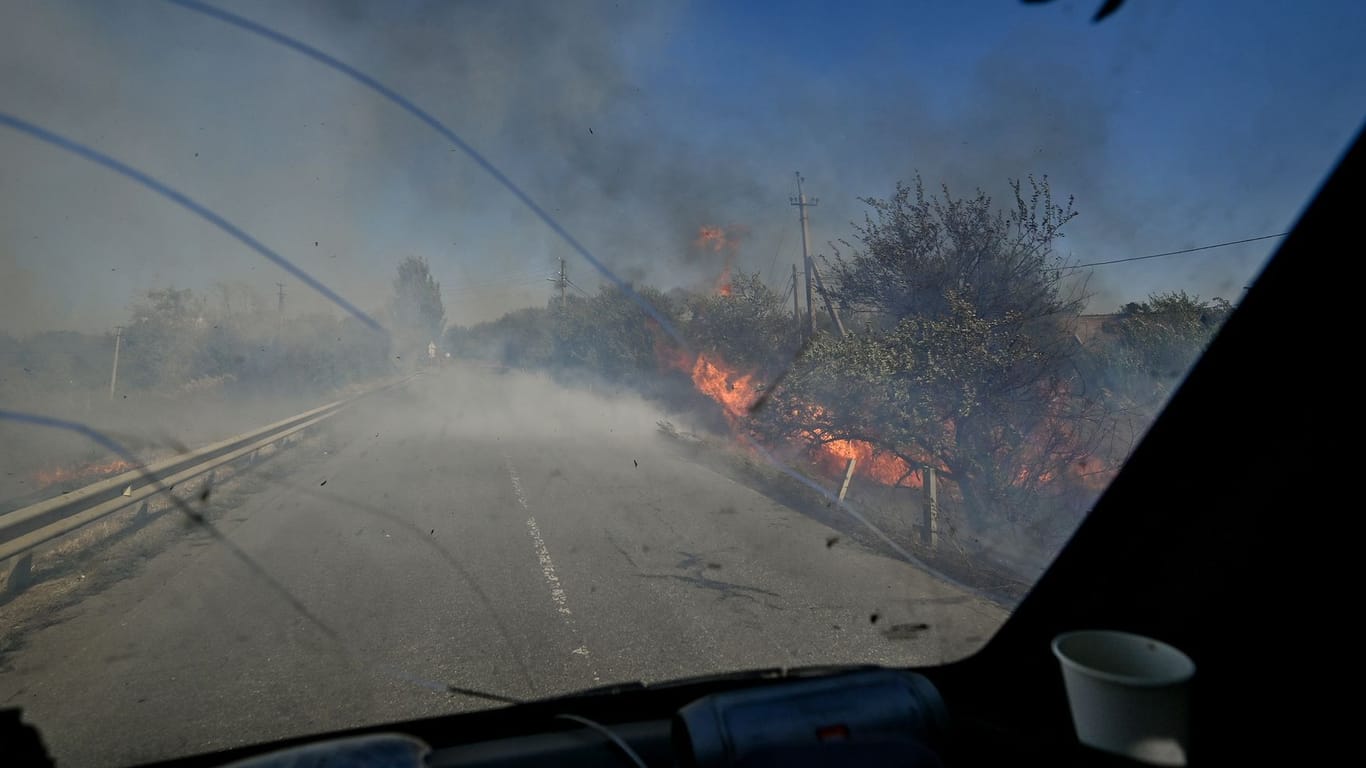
[661,347,929,491]
[31,458,139,490]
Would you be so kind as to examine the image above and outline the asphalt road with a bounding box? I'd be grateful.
[0,366,1005,766]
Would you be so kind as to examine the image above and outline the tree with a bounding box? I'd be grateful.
[122,287,208,389]
[555,284,681,386]
[113,283,393,397]
[390,256,445,352]
[755,176,1104,530]
[681,271,798,375]
[827,175,1081,326]
[1094,291,1233,407]
[211,280,268,335]
[447,305,555,368]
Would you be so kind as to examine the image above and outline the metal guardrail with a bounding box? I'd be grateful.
[0,375,414,562]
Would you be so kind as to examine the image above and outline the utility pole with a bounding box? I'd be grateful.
[811,260,846,337]
[790,172,818,340]
[108,326,123,401]
[791,263,801,335]
[547,258,567,308]
[275,282,285,334]
[218,284,234,330]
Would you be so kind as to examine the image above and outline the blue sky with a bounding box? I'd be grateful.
[656,0,1365,297]
[2,0,1363,334]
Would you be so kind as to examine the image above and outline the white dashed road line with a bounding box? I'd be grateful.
[504,453,600,684]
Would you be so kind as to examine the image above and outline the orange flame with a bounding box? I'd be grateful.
[32,458,137,489]
[672,351,761,422]
[715,264,733,297]
[658,330,1110,494]
[1008,383,1117,491]
[695,226,729,252]
[812,436,922,489]
[696,225,739,296]
[663,348,922,489]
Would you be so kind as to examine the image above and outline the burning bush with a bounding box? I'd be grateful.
[746,176,1120,530]
[680,271,797,376]
[444,176,1225,539]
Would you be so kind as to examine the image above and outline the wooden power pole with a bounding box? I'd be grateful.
[108,326,123,401]
[275,282,285,335]
[548,257,568,311]
[791,173,818,340]
[811,261,845,338]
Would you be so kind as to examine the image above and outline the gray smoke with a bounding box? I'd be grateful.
[2,0,1349,337]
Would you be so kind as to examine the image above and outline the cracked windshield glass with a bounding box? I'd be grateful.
[2,0,1362,765]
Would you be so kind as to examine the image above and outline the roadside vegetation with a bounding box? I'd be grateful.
[444,177,1232,575]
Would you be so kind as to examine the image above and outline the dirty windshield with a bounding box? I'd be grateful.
[2,1,1362,765]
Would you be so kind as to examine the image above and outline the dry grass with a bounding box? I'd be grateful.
[0,432,330,667]
[654,421,1034,606]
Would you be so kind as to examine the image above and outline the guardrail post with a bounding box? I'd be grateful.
[4,552,33,596]
[0,375,407,563]
[838,459,857,502]
[921,468,939,549]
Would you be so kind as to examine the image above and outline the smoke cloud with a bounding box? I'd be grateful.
[3,0,1360,338]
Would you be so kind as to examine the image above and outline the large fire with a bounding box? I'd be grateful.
[809,432,923,489]
[657,274,1112,496]
[32,458,137,489]
[664,345,1111,494]
[662,345,922,489]
[688,353,759,420]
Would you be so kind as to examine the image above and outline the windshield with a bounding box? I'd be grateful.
[2,1,1361,765]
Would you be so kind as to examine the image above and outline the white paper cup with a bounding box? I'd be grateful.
[1052,630,1196,766]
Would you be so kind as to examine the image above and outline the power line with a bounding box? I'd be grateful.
[777,278,793,307]
[443,268,544,284]
[555,258,567,304]
[766,226,789,284]
[1066,232,1287,270]
[442,275,543,292]
[443,286,539,297]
